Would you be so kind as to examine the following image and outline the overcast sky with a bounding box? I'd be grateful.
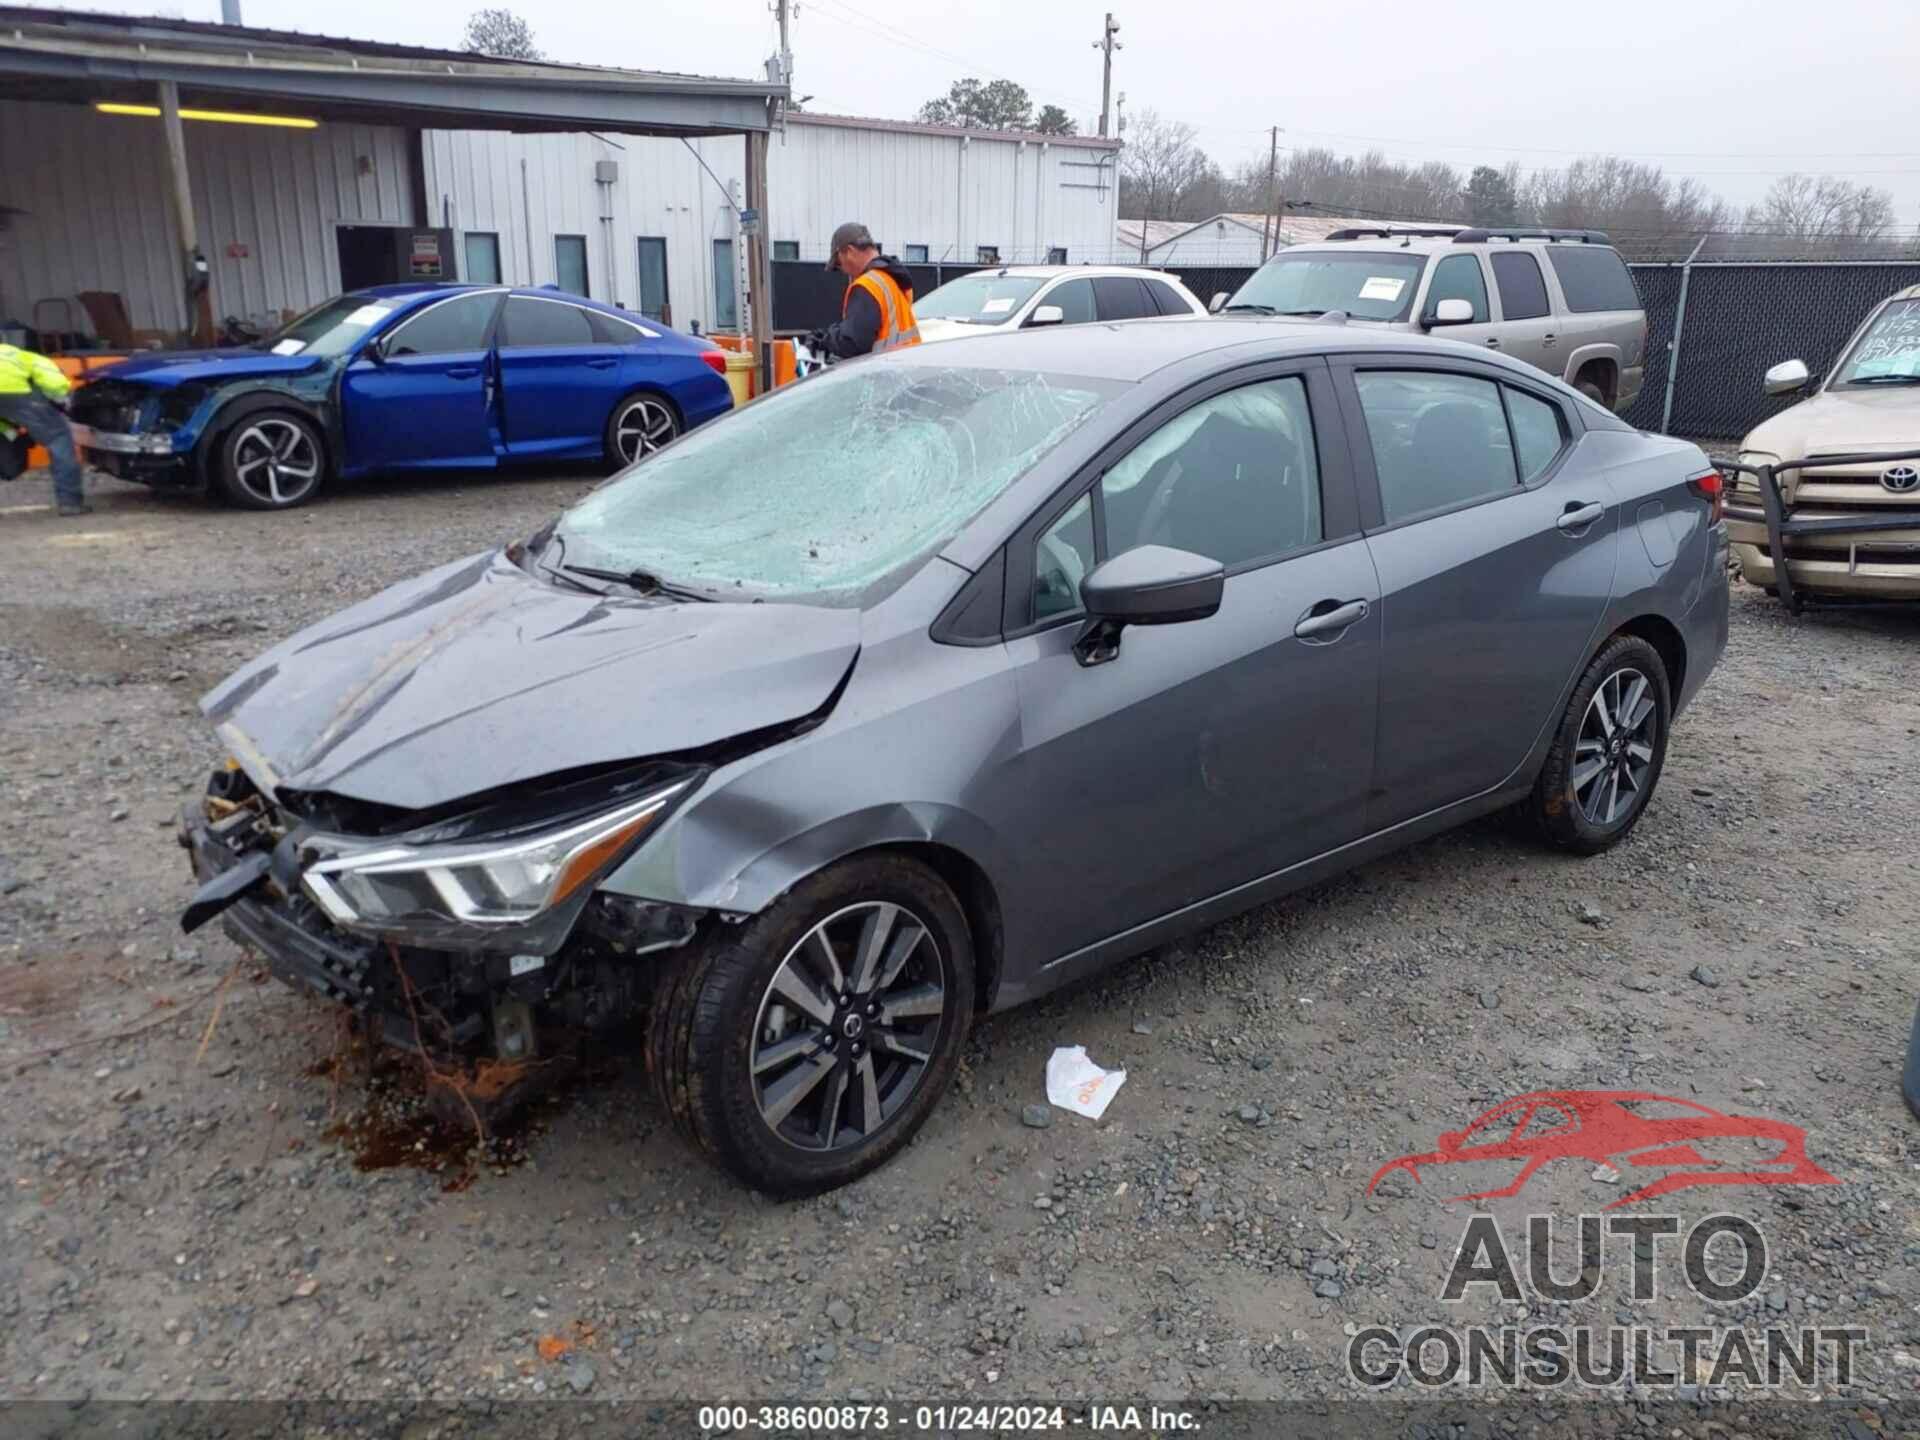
[55,0,1920,226]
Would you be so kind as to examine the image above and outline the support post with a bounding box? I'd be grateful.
[746,126,773,395]
[1660,234,1708,435]
[158,80,212,345]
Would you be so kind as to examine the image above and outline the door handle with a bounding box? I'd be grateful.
[1293,598,1369,641]
[1556,501,1606,532]
[1484,338,1501,348]
[445,366,479,379]
[1542,333,1557,346]
[586,358,619,369]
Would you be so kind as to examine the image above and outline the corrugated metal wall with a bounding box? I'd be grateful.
[0,99,411,335]
[423,120,1121,333]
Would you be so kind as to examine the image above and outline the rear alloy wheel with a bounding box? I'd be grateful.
[1527,633,1671,854]
[607,394,679,468]
[216,413,326,510]
[645,855,973,1195]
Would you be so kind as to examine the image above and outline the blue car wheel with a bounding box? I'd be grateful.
[607,393,680,468]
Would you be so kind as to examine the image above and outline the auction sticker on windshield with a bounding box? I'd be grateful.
[343,303,395,328]
[981,297,1017,314]
[1359,276,1407,302]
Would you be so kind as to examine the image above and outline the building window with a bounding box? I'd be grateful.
[463,232,501,285]
[554,235,589,296]
[1047,246,1068,264]
[712,238,739,331]
[773,241,800,261]
[976,245,1000,264]
[904,244,929,263]
[635,237,669,323]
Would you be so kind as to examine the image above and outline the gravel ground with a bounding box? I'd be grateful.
[2,470,1917,1427]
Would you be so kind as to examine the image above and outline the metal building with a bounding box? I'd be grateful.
[421,112,1123,333]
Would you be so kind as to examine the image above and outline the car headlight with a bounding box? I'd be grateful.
[302,780,688,934]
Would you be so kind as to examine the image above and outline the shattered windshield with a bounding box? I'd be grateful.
[552,363,1116,606]
[1832,298,1920,385]
[262,295,399,358]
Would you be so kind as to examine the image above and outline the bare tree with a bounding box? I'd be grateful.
[1520,156,1728,257]
[461,7,542,60]
[1118,109,1214,224]
[1747,174,1896,242]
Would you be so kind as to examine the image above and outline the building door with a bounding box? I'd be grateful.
[336,226,394,291]
[712,238,738,331]
[636,237,669,322]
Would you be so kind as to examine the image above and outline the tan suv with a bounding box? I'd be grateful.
[1219,227,1646,412]
[1725,284,1920,605]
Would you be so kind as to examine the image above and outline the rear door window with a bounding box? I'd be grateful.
[1490,252,1551,320]
[1093,277,1154,322]
[1425,254,1489,324]
[1504,387,1567,482]
[588,309,647,344]
[1355,370,1517,524]
[501,296,595,348]
[1546,247,1640,313]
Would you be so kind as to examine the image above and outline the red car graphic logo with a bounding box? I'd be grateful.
[1367,1090,1838,1209]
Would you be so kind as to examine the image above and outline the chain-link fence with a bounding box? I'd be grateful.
[770,257,1920,444]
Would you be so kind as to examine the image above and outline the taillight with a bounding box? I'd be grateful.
[1688,469,1725,525]
[699,350,727,376]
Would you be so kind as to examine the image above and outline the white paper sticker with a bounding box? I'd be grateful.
[981,297,1017,315]
[343,304,394,328]
[508,954,546,977]
[1358,276,1406,302]
[270,338,306,356]
[1045,1045,1127,1120]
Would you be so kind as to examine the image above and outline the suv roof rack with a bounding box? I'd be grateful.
[1450,227,1611,245]
[1323,226,1465,241]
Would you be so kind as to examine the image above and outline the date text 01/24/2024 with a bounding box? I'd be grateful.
[696,1404,1200,1432]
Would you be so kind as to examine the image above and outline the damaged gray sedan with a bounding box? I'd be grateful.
[180,320,1728,1194]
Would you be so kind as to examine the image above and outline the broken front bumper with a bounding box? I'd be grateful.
[1716,450,1920,611]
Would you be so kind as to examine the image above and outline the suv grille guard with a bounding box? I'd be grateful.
[1712,448,1920,615]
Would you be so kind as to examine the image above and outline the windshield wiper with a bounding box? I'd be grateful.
[1844,373,1920,385]
[557,563,713,602]
[1220,302,1277,315]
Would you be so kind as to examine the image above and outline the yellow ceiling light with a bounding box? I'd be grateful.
[94,102,319,130]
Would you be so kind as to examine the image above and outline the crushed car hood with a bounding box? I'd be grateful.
[98,348,324,387]
[201,550,861,811]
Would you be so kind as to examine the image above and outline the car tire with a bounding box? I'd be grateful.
[1526,633,1672,855]
[604,392,680,470]
[213,411,328,510]
[644,854,974,1196]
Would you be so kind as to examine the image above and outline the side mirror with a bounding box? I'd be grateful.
[365,334,389,364]
[1208,291,1229,314]
[1073,544,1224,667]
[1426,297,1474,328]
[1027,304,1065,327]
[1764,359,1810,396]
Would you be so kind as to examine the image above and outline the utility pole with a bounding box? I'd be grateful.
[1092,14,1121,138]
[1260,125,1282,262]
[774,0,794,95]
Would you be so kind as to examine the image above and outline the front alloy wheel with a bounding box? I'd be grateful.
[217,413,325,509]
[751,903,947,1151]
[646,855,974,1195]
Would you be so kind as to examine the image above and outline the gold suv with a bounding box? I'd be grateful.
[1728,284,1920,602]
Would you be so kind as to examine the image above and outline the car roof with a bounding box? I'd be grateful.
[347,283,645,321]
[1279,236,1617,259]
[949,265,1192,282]
[886,315,1557,383]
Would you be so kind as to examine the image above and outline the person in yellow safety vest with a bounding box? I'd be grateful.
[0,342,89,515]
[807,221,920,360]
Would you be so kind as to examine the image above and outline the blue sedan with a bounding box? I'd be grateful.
[68,284,736,510]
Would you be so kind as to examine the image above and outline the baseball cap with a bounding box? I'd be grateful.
[825,222,875,270]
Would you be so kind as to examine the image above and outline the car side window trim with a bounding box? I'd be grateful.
[1331,357,1583,536]
[998,356,1359,638]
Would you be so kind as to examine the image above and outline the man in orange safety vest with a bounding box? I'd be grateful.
[808,221,921,360]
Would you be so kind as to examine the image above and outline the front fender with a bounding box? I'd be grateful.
[192,385,337,483]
